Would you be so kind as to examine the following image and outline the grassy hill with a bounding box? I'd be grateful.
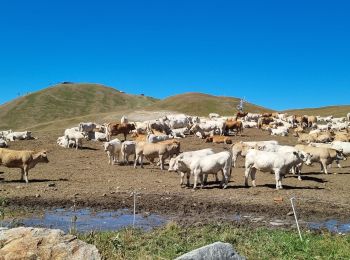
[0,83,157,130]
[147,92,273,116]
[284,105,350,117]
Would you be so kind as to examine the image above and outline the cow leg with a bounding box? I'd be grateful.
[199,173,204,189]
[335,160,342,168]
[275,171,282,190]
[321,160,328,174]
[23,166,29,184]
[133,154,139,168]
[186,172,190,187]
[244,167,251,187]
[250,168,257,187]
[159,155,165,170]
[193,171,198,189]
[180,172,185,186]
[20,168,25,181]
[140,154,144,168]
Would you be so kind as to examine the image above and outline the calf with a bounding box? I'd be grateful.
[104,138,122,165]
[65,130,86,150]
[121,141,136,164]
[0,149,49,183]
[178,151,232,189]
[168,148,215,187]
[134,140,181,170]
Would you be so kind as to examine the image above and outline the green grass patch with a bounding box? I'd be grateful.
[78,222,350,260]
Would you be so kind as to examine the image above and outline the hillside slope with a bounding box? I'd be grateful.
[285,105,350,117]
[147,92,273,116]
[0,83,157,129]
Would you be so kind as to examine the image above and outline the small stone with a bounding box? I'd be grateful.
[48,183,56,187]
[102,193,107,197]
[274,197,283,202]
[35,194,41,198]
[16,186,24,189]
[287,211,294,216]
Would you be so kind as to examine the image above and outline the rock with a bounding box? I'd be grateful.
[287,211,294,216]
[175,241,245,260]
[0,227,101,259]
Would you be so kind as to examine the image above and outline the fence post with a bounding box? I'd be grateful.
[290,197,303,241]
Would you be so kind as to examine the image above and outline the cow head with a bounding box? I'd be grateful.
[295,151,312,166]
[336,150,347,161]
[205,137,213,143]
[103,142,111,152]
[34,150,49,163]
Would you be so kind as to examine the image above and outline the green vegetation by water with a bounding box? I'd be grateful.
[79,222,350,260]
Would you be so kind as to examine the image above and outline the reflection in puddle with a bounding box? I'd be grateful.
[5,208,167,233]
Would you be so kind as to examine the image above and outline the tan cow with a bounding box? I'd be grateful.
[307,116,317,128]
[0,149,49,183]
[295,144,346,174]
[205,135,232,144]
[134,140,181,170]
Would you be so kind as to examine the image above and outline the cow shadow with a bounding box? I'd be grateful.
[81,147,99,151]
[262,184,324,190]
[1,178,63,183]
[286,175,327,183]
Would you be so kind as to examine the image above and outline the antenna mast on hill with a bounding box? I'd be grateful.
[236,98,245,112]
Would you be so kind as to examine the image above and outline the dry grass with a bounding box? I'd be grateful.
[284,105,350,117]
[147,92,274,116]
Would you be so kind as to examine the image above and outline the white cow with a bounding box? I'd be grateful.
[87,132,107,142]
[170,128,188,138]
[347,112,350,122]
[121,140,136,164]
[231,140,279,167]
[57,136,75,148]
[104,138,122,165]
[245,149,312,190]
[269,127,288,136]
[0,130,12,138]
[120,115,128,124]
[65,130,86,150]
[168,148,215,187]
[0,138,8,148]
[242,121,258,128]
[147,134,173,143]
[79,122,97,133]
[6,131,33,141]
[331,141,350,156]
[209,113,220,119]
[177,151,232,189]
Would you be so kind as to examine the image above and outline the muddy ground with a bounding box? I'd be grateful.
[1,128,350,227]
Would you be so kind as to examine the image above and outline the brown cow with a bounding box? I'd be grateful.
[257,117,274,129]
[236,112,248,118]
[224,120,243,136]
[106,123,135,141]
[307,116,317,127]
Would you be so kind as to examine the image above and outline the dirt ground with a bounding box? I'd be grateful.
[1,128,350,226]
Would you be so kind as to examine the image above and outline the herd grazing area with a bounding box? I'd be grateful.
[1,83,350,258]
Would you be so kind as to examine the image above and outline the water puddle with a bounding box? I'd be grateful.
[3,208,167,233]
[234,214,350,233]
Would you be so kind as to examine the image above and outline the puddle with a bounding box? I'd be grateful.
[308,220,350,234]
[232,214,350,233]
[3,208,167,233]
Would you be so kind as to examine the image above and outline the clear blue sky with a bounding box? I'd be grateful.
[0,0,349,110]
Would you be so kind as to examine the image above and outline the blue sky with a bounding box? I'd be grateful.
[0,0,349,110]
